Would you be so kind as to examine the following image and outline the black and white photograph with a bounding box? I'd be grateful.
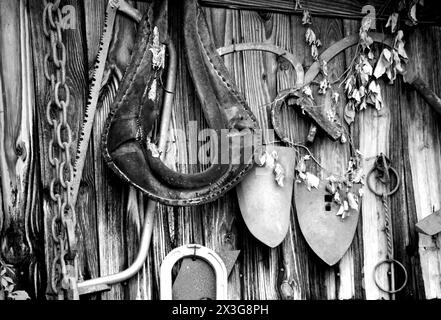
[0,0,440,310]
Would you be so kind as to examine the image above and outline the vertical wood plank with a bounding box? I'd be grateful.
[0,0,43,298]
[29,0,98,298]
[356,63,391,300]
[308,16,354,300]
[403,26,441,299]
[83,0,132,300]
[203,7,245,301]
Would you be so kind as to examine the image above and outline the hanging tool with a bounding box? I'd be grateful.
[69,0,141,206]
[75,0,177,296]
[217,43,342,247]
[294,182,362,266]
[236,146,296,247]
[367,154,408,298]
[304,29,441,241]
[103,0,259,206]
[218,42,344,144]
[271,88,344,144]
[218,43,301,247]
[160,244,228,300]
[416,208,441,236]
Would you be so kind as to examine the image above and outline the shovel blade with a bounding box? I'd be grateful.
[236,146,295,248]
[294,182,360,266]
[416,210,441,236]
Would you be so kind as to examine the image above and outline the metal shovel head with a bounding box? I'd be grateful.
[294,182,361,266]
[416,210,441,235]
[236,146,295,248]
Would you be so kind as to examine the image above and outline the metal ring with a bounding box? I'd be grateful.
[44,53,52,81]
[54,82,70,108]
[373,258,408,294]
[47,3,57,29]
[366,166,400,197]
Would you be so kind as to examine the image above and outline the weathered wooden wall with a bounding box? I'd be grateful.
[0,0,440,300]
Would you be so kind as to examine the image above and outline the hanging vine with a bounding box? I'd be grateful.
[284,1,417,219]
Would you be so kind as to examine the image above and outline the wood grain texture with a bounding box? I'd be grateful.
[199,0,441,24]
[0,0,43,298]
[3,0,441,300]
[29,0,99,298]
[403,26,441,299]
[84,0,136,300]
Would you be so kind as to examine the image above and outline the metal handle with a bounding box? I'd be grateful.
[77,40,177,296]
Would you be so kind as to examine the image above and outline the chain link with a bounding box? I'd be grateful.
[43,0,78,299]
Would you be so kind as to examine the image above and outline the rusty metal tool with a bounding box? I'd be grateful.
[69,0,141,206]
[217,43,301,248]
[77,39,177,295]
[217,43,342,247]
[304,31,441,238]
[367,154,408,298]
[76,1,177,296]
[217,42,344,144]
[160,244,228,300]
[271,88,344,143]
[294,182,362,266]
[416,209,441,236]
[236,146,296,247]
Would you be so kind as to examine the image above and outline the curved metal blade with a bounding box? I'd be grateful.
[70,3,117,204]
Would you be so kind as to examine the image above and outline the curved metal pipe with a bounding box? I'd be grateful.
[77,41,177,294]
[158,40,177,152]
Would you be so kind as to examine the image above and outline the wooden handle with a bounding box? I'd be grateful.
[410,77,441,117]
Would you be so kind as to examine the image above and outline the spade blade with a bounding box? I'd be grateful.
[416,210,441,236]
[236,146,295,248]
[294,182,361,266]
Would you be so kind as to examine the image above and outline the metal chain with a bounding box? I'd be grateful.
[381,194,394,260]
[43,0,79,299]
[368,155,408,295]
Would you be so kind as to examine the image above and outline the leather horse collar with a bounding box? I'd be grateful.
[102,0,259,206]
